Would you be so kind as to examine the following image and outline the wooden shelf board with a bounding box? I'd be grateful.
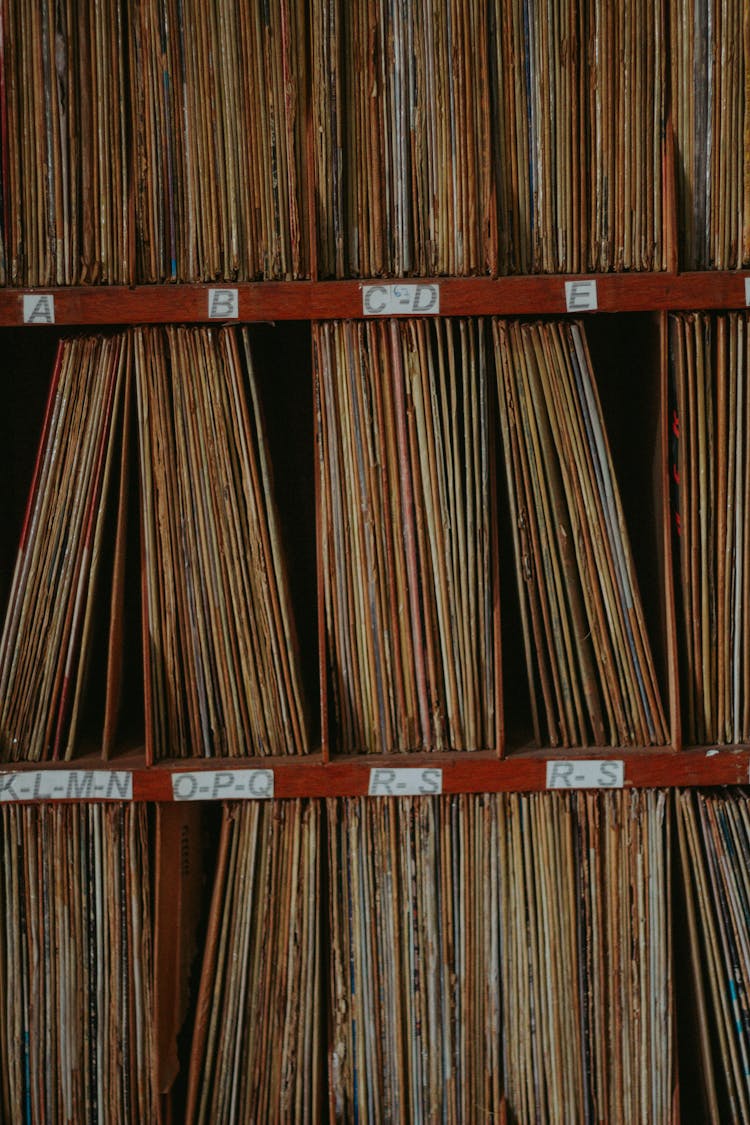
[1,746,747,801]
[1,272,748,325]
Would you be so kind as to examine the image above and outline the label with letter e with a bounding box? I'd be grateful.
[362,283,440,317]
[546,760,624,789]
[564,280,598,312]
[171,769,274,801]
[0,770,133,802]
[368,767,443,796]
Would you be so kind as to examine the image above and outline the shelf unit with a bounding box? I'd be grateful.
[1,1,748,1121]
[2,270,750,797]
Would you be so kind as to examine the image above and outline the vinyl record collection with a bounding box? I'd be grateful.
[130,0,308,282]
[670,312,750,744]
[327,790,672,1124]
[311,0,667,276]
[676,788,750,1122]
[0,327,308,762]
[327,795,503,1122]
[0,0,308,285]
[3,2,750,283]
[315,318,497,753]
[3,0,750,1118]
[502,788,672,1124]
[0,803,156,1124]
[0,0,130,286]
[494,319,668,748]
[670,0,750,269]
[0,335,130,762]
[186,800,321,1125]
[135,326,309,760]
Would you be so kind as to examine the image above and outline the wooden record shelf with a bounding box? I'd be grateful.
[2,269,749,802]
[1,746,748,803]
[1,270,749,325]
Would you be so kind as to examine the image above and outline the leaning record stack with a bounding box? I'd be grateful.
[315,318,497,753]
[494,318,667,748]
[669,312,750,745]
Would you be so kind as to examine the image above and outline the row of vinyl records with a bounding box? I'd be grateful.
[0,0,748,283]
[1,789,749,1123]
[0,312,749,761]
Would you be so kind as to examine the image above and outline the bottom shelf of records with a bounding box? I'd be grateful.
[1,790,748,1123]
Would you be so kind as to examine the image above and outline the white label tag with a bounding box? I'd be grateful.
[23,294,55,324]
[208,288,239,319]
[362,283,440,316]
[745,278,750,306]
[0,770,133,801]
[368,767,443,796]
[565,280,598,312]
[171,769,274,801]
[546,760,624,789]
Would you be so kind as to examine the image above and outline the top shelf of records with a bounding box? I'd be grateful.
[3,273,750,325]
[0,0,748,288]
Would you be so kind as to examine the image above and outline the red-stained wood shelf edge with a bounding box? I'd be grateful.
[2,271,749,325]
[1,746,748,801]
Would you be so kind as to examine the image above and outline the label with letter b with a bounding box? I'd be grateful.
[546,760,624,789]
[208,288,239,319]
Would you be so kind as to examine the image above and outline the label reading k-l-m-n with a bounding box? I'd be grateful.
[0,770,133,801]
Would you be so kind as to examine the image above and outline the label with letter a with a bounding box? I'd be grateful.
[362,284,440,316]
[546,760,624,789]
[564,280,598,312]
[0,770,133,801]
[171,769,274,801]
[23,294,56,324]
[368,767,443,796]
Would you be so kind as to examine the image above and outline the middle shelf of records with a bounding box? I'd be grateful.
[1,301,750,793]
[5,787,750,1123]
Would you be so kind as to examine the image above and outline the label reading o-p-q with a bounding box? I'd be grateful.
[171,769,274,801]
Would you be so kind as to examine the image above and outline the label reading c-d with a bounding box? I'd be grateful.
[362,284,440,316]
